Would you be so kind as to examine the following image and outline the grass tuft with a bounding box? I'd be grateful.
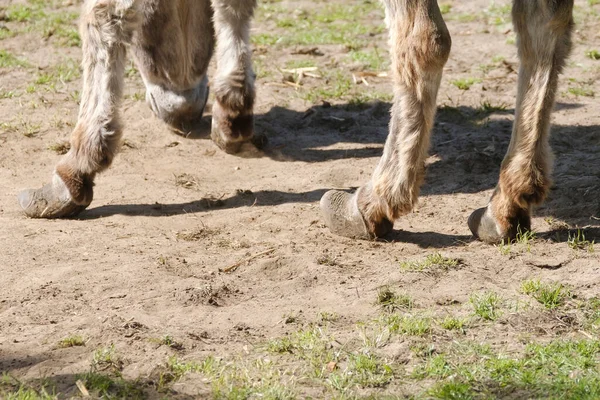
[521,279,571,309]
[376,286,414,311]
[450,77,481,90]
[439,316,468,332]
[57,335,85,348]
[568,229,595,253]
[0,50,29,68]
[470,291,503,321]
[400,252,460,272]
[586,49,600,60]
[382,314,432,336]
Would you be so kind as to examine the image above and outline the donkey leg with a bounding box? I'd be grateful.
[321,0,451,239]
[469,0,573,243]
[210,0,257,154]
[131,0,215,132]
[19,0,139,218]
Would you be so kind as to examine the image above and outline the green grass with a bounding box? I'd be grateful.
[470,291,503,321]
[416,339,600,399]
[499,227,537,255]
[78,372,145,399]
[267,324,397,395]
[301,70,353,103]
[447,13,481,23]
[568,86,595,97]
[568,229,595,252]
[0,89,18,99]
[586,49,600,60]
[150,335,184,350]
[267,326,336,378]
[0,50,29,68]
[3,2,80,47]
[33,59,81,91]
[479,100,508,114]
[1,117,42,137]
[450,77,482,90]
[0,374,57,400]
[376,287,414,311]
[252,33,279,46]
[157,355,220,389]
[439,4,452,15]
[348,48,388,71]
[515,228,536,249]
[4,4,45,23]
[91,345,123,374]
[57,335,85,348]
[318,312,339,324]
[254,2,384,49]
[283,59,317,70]
[382,314,432,336]
[328,352,393,390]
[580,297,600,333]
[521,279,571,309]
[439,316,468,332]
[400,252,460,272]
[485,3,512,26]
[158,355,297,398]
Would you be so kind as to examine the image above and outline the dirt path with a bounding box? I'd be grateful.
[0,0,599,398]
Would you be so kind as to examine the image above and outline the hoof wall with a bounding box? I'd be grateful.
[19,184,88,219]
[320,190,392,240]
[468,206,531,244]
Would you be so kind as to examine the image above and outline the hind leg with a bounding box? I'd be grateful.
[19,0,139,218]
[320,0,451,239]
[131,0,215,132]
[468,0,573,243]
[210,0,257,154]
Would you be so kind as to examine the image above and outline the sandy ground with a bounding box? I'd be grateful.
[0,0,599,398]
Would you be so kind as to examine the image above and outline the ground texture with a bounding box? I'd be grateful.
[0,0,599,399]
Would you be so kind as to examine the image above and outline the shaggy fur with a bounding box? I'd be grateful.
[19,0,575,245]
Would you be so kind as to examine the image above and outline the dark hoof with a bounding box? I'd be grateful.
[19,183,88,219]
[210,128,243,154]
[320,190,392,240]
[211,101,254,155]
[468,206,531,244]
[251,133,268,150]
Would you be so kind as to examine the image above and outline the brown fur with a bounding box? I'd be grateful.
[359,0,451,231]
[352,0,574,240]
[487,0,574,236]
[22,0,576,244]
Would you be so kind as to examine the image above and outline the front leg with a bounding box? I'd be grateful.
[321,0,451,239]
[468,0,574,243]
[210,0,257,154]
[19,0,139,218]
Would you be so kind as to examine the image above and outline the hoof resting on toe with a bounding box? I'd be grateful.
[19,183,88,219]
[320,190,392,240]
[468,206,531,244]
[468,207,502,244]
[211,101,254,155]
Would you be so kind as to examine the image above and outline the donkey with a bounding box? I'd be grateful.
[19,0,575,244]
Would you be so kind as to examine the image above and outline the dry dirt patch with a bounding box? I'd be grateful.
[0,0,599,398]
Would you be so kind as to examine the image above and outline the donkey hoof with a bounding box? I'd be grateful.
[19,184,88,219]
[468,207,502,244]
[320,190,392,240]
[251,133,268,150]
[210,128,243,154]
[211,101,254,155]
[468,206,531,244]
